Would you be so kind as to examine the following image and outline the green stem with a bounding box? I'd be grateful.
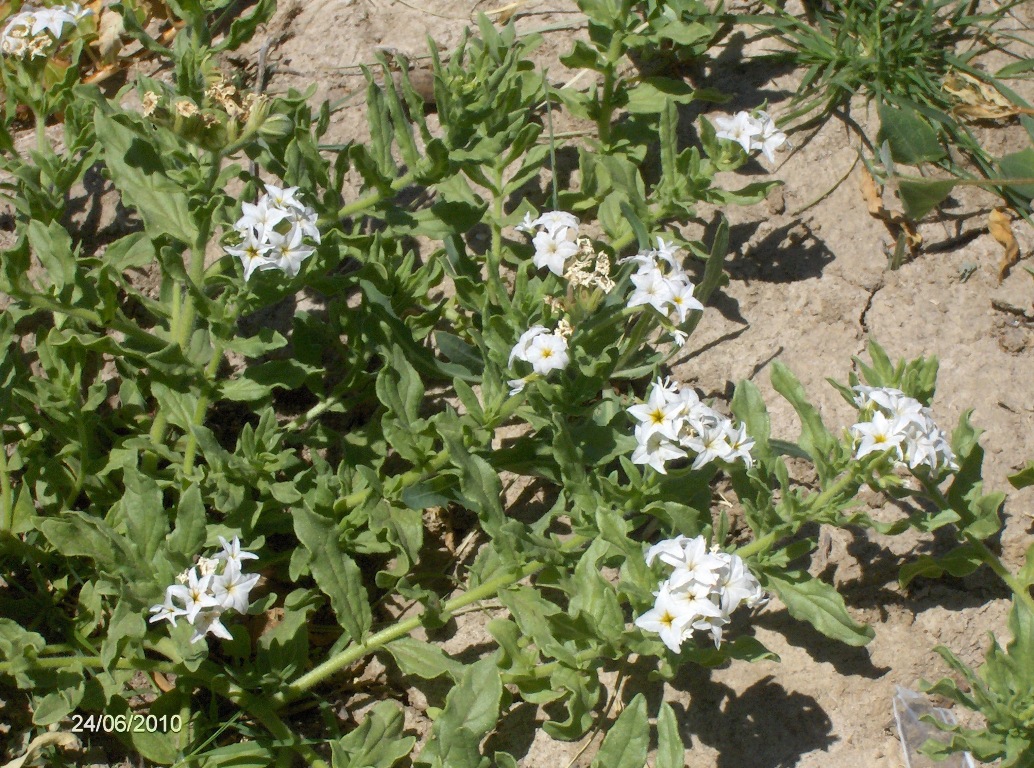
[337,450,452,511]
[180,340,225,478]
[332,168,419,223]
[916,475,1034,614]
[733,530,779,560]
[0,440,14,532]
[0,655,173,675]
[272,558,545,705]
[894,174,1034,187]
[488,168,507,308]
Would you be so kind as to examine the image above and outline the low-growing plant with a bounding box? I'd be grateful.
[0,3,1024,768]
[742,0,1034,220]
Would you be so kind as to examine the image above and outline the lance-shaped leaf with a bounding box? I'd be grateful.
[293,506,371,642]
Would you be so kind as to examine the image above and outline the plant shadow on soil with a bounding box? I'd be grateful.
[617,653,834,768]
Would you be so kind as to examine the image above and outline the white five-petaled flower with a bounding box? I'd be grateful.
[524,332,569,375]
[532,229,579,276]
[667,281,704,324]
[215,535,260,571]
[627,268,674,313]
[1,3,90,59]
[508,324,571,390]
[850,411,906,460]
[634,583,691,653]
[166,569,219,624]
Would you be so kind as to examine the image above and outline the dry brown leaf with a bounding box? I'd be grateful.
[152,670,175,693]
[943,71,1034,121]
[94,7,125,62]
[989,207,1020,283]
[1,733,81,768]
[485,0,529,24]
[859,166,884,217]
[859,167,923,252]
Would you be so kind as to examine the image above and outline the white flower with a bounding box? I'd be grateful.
[190,610,233,644]
[635,535,766,650]
[627,387,685,441]
[515,212,536,234]
[724,422,755,468]
[152,535,259,644]
[507,377,528,396]
[532,210,579,238]
[509,325,550,367]
[214,535,260,569]
[525,332,569,375]
[751,111,787,163]
[264,183,303,211]
[850,411,906,460]
[268,223,316,277]
[149,592,187,627]
[685,423,733,470]
[212,561,260,614]
[236,195,291,239]
[653,237,680,269]
[665,536,726,590]
[666,281,703,324]
[627,268,674,312]
[166,569,219,624]
[714,111,762,153]
[634,584,691,653]
[225,229,277,281]
[532,229,579,276]
[631,425,687,474]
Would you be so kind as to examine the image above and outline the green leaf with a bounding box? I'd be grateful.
[877,103,946,165]
[169,483,206,557]
[731,379,771,462]
[331,701,414,768]
[625,77,697,114]
[897,178,956,220]
[655,702,685,768]
[120,467,166,567]
[421,657,503,767]
[293,506,371,642]
[770,361,838,481]
[383,637,464,681]
[1008,462,1034,490]
[93,109,198,244]
[435,331,484,379]
[764,570,874,646]
[999,148,1034,199]
[28,220,76,291]
[591,693,648,768]
[899,543,986,587]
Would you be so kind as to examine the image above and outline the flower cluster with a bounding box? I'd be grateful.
[0,3,90,59]
[622,238,704,346]
[713,110,787,163]
[224,184,320,281]
[850,386,956,472]
[635,535,766,651]
[508,323,571,395]
[516,210,580,276]
[628,377,754,474]
[149,536,260,644]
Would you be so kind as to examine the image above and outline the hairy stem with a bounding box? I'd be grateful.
[272,558,546,705]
